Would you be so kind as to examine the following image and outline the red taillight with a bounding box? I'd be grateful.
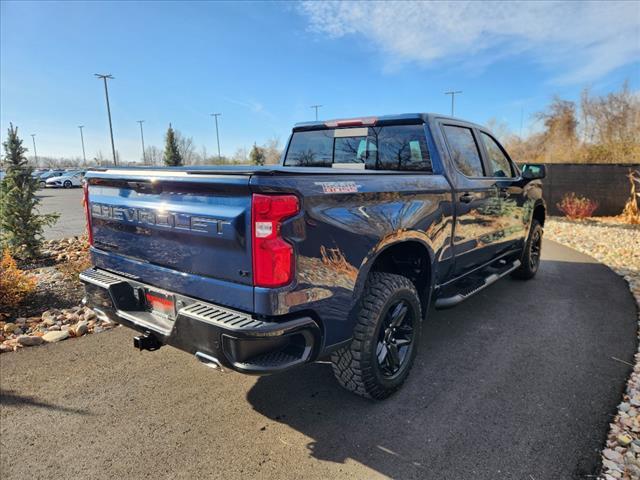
[251,194,299,288]
[82,181,94,246]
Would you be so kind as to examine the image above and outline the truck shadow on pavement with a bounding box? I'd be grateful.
[247,254,638,480]
[0,389,92,415]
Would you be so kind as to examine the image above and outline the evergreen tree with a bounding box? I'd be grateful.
[163,124,183,166]
[249,143,265,166]
[0,124,58,259]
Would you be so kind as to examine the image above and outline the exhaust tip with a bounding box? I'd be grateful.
[195,352,224,371]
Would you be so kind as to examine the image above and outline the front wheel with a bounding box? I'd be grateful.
[63,180,72,188]
[512,219,543,280]
[331,272,422,400]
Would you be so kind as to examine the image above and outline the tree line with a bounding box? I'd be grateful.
[142,125,281,167]
[23,127,284,169]
[500,81,639,164]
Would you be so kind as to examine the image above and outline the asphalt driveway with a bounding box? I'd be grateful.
[0,240,637,479]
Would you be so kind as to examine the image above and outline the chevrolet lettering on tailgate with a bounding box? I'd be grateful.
[90,203,231,235]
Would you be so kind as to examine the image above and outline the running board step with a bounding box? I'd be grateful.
[435,260,521,309]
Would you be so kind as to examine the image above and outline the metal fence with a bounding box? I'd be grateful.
[524,163,640,216]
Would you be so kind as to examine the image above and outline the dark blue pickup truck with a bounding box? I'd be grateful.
[80,113,546,399]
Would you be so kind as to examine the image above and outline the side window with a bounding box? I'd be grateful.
[442,125,484,177]
[481,132,513,178]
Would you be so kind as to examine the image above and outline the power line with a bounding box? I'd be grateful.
[94,73,117,166]
[137,120,146,163]
[444,91,462,117]
[78,126,86,165]
[210,113,222,161]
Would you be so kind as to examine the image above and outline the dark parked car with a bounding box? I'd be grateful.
[80,113,546,399]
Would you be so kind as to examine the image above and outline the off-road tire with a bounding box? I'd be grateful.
[331,272,422,400]
[512,219,543,280]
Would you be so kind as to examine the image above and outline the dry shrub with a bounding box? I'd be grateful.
[556,193,599,219]
[621,169,640,224]
[0,249,36,311]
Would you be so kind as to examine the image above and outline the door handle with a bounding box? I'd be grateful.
[459,193,475,204]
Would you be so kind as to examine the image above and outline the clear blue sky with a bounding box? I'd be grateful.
[1,1,639,162]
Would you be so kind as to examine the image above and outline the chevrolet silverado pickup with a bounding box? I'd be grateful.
[80,113,546,399]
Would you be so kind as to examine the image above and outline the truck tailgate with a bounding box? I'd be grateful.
[86,172,253,308]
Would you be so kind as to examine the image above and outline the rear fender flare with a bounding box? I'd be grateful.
[352,232,436,303]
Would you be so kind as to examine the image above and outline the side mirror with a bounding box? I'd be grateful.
[522,164,546,180]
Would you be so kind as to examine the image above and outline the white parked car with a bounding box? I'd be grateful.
[45,171,84,188]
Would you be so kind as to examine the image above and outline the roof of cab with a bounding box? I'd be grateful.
[292,113,485,132]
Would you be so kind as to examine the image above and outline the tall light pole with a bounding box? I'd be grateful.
[30,134,38,164]
[137,120,146,163]
[210,113,222,161]
[95,73,117,165]
[78,126,87,166]
[444,90,462,117]
[310,104,322,121]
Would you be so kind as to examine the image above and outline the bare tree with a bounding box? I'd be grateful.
[174,130,196,165]
[230,147,248,164]
[263,136,283,165]
[580,81,640,145]
[144,146,163,165]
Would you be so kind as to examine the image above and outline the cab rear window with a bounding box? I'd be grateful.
[284,124,432,172]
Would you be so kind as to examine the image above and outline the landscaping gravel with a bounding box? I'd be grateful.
[0,236,114,353]
[545,217,640,480]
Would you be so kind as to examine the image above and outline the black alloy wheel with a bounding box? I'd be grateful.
[376,299,415,378]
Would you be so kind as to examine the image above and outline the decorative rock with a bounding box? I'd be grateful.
[3,323,16,334]
[74,320,88,337]
[42,317,56,327]
[13,328,23,336]
[17,335,43,346]
[42,331,69,343]
[604,448,624,464]
[618,433,633,446]
[620,402,631,412]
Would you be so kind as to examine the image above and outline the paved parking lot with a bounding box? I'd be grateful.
[37,188,85,240]
[0,241,636,479]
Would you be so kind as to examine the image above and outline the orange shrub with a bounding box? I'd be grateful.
[556,193,599,219]
[0,250,36,311]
